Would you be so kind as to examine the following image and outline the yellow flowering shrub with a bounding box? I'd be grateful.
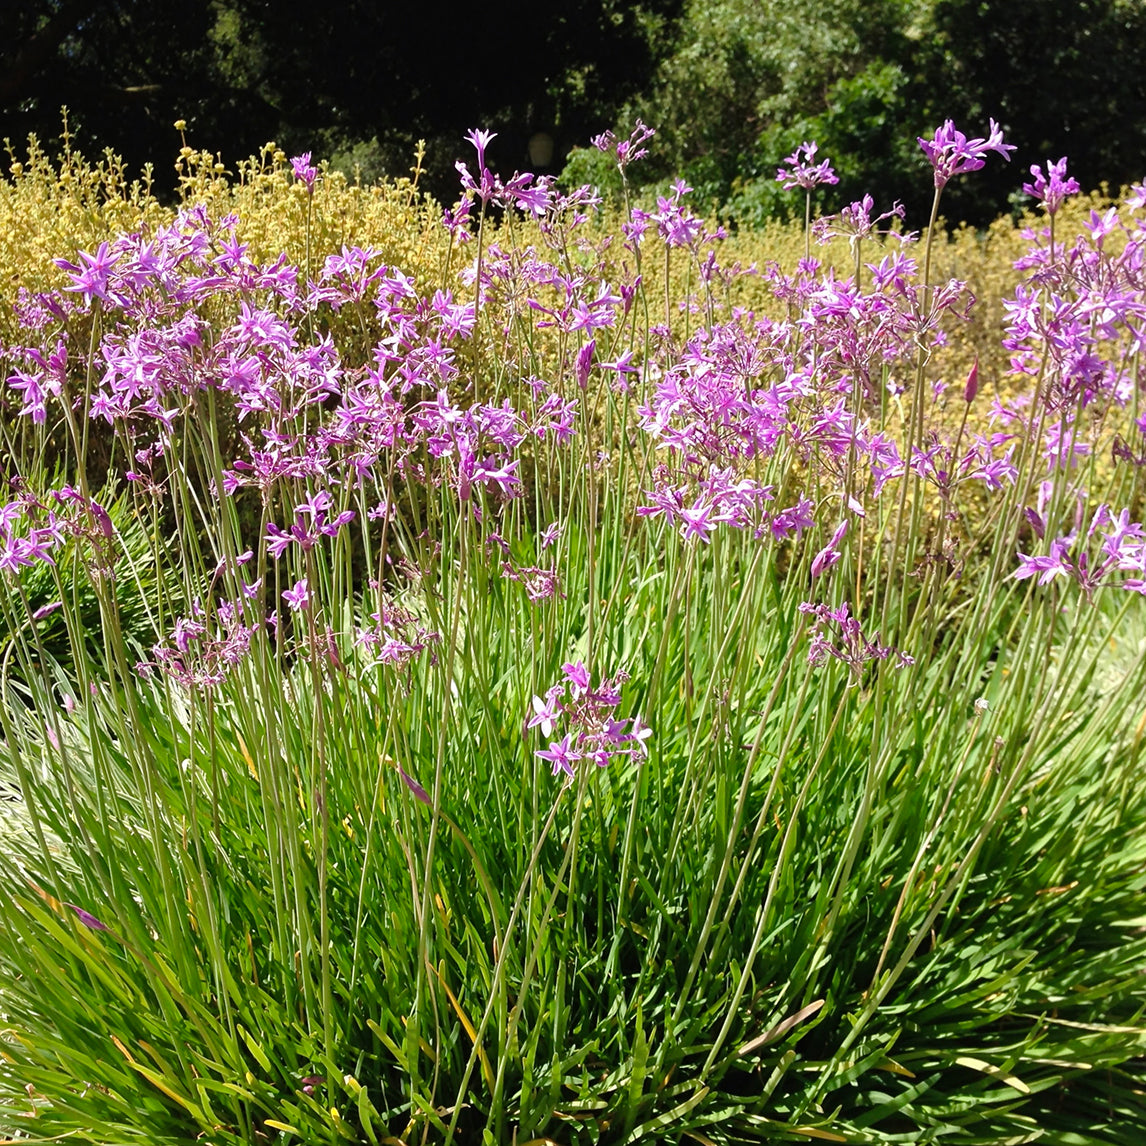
[0,130,448,350]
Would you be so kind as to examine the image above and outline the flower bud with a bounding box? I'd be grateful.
[964,358,979,403]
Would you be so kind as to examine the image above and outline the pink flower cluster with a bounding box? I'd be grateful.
[354,602,439,671]
[527,662,651,779]
[776,142,839,191]
[918,119,1015,190]
[798,600,914,678]
[0,493,64,574]
[142,599,262,691]
[1016,501,1146,599]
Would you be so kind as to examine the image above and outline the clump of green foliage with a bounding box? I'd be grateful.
[1,125,1145,1146]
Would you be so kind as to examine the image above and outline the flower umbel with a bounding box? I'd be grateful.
[290,153,318,192]
[776,141,839,191]
[526,666,646,779]
[918,119,1015,190]
[1023,157,1081,216]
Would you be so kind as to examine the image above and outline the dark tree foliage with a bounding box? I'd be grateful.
[0,0,682,201]
[621,0,918,206]
[612,0,1146,227]
[1,0,1144,223]
[0,2,228,172]
[927,0,1146,222]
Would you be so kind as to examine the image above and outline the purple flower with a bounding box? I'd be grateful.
[1014,538,1073,585]
[811,521,848,578]
[54,242,121,307]
[918,119,1015,190]
[7,366,60,424]
[528,691,562,738]
[536,733,581,779]
[776,142,839,191]
[575,339,595,389]
[628,714,653,757]
[799,600,913,677]
[148,599,259,691]
[443,198,473,242]
[504,171,553,216]
[398,766,430,805]
[507,564,562,603]
[1085,206,1121,247]
[1013,504,1146,599]
[299,1075,325,1097]
[171,617,207,654]
[67,903,108,931]
[815,195,906,248]
[678,500,727,544]
[961,435,1018,491]
[1044,419,1091,471]
[769,499,817,540]
[593,120,655,171]
[654,181,706,248]
[598,349,640,391]
[465,129,496,172]
[456,129,500,204]
[290,153,318,191]
[1100,507,1145,562]
[526,663,643,774]
[0,500,63,573]
[562,660,590,694]
[264,523,296,559]
[263,495,355,559]
[283,578,311,611]
[964,359,980,403]
[1023,157,1080,216]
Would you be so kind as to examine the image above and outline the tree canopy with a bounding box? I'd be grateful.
[2,0,1144,223]
[615,0,1146,224]
[0,0,681,201]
